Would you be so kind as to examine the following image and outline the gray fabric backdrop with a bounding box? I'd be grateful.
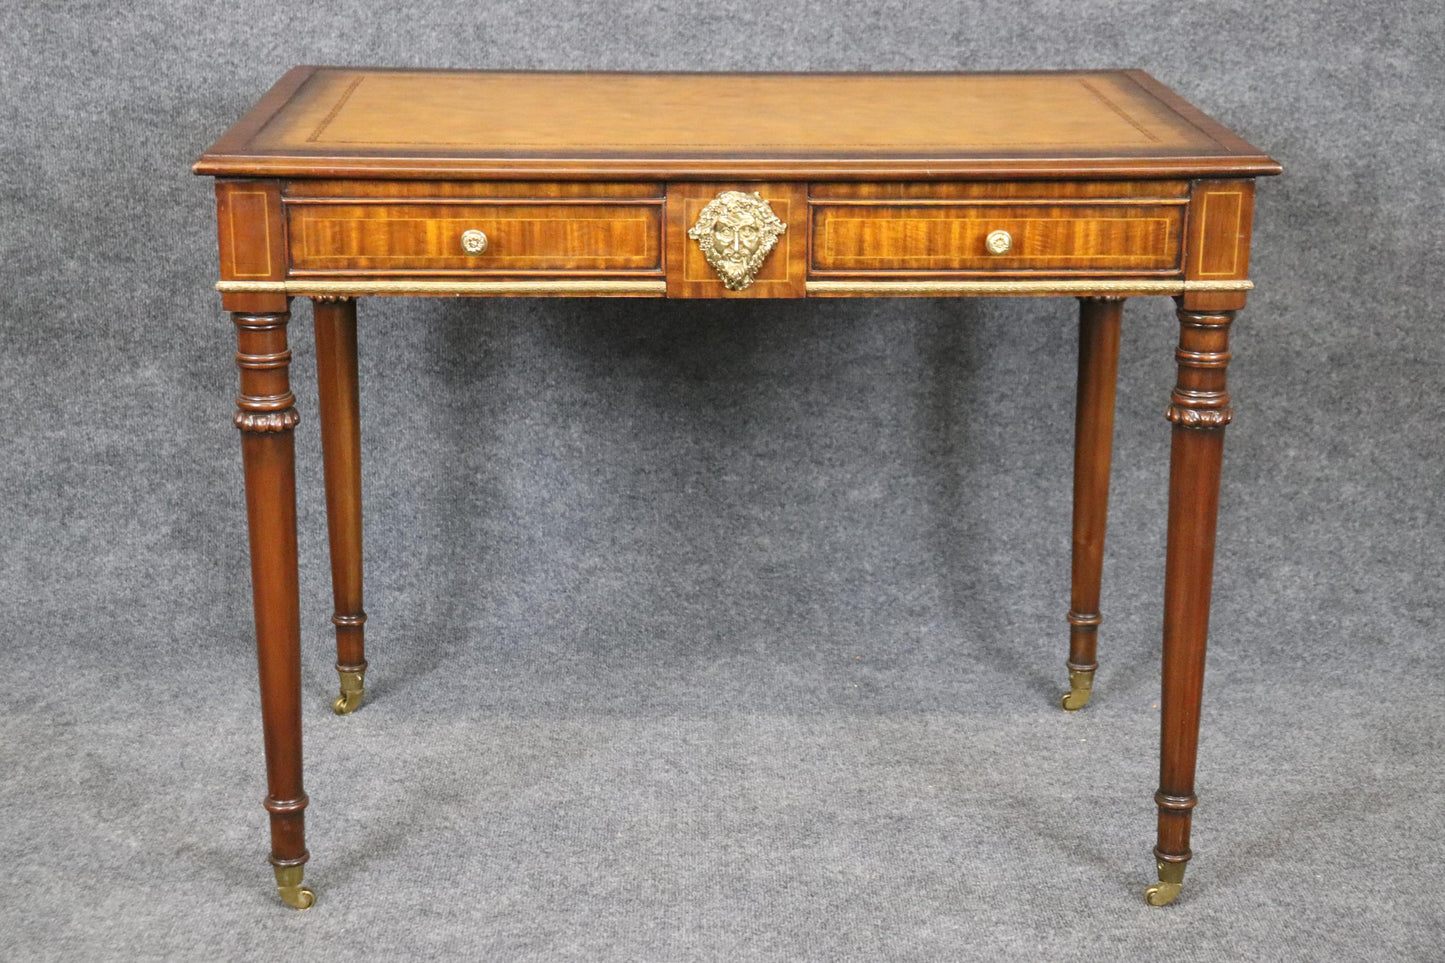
[2,1,1442,960]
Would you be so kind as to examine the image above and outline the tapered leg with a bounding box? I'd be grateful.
[233,309,314,909]
[1061,297,1123,710]
[313,297,368,714]
[1147,304,1235,907]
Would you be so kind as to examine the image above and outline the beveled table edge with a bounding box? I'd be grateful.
[194,156,1285,180]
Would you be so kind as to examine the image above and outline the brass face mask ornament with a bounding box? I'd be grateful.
[687,191,787,291]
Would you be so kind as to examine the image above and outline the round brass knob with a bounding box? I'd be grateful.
[985,229,1013,256]
[460,229,488,255]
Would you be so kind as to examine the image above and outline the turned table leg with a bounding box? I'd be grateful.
[233,309,314,910]
[1061,296,1123,710]
[1147,304,1235,907]
[313,297,368,715]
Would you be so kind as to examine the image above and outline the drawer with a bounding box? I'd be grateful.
[809,202,1183,274]
[287,201,664,274]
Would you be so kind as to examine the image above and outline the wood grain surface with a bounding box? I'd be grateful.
[288,201,664,275]
[810,202,1183,274]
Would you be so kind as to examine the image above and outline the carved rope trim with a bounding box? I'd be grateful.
[1166,382,1233,429]
[234,407,301,433]
[1165,404,1234,428]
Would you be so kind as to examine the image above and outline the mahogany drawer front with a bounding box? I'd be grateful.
[809,202,1183,274]
[287,201,664,274]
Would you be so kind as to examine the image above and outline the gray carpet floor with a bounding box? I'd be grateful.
[3,1,1443,960]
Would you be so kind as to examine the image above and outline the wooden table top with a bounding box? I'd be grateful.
[195,67,1280,181]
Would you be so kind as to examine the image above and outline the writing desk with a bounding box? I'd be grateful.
[195,67,1280,910]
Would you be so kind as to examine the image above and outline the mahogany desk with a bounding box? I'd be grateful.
[194,68,1280,910]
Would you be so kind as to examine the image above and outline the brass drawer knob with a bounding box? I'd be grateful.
[460,229,489,255]
[985,229,1013,256]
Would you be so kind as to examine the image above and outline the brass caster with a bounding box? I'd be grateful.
[1059,669,1094,711]
[1144,859,1186,907]
[273,865,315,910]
[332,667,365,715]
